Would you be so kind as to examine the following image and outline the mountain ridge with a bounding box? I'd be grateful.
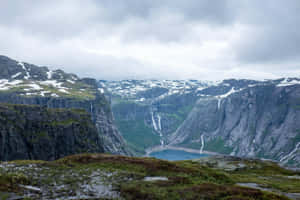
[0,55,131,157]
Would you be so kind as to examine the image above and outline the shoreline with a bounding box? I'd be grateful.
[144,145,219,157]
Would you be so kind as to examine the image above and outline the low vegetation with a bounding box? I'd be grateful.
[0,154,299,199]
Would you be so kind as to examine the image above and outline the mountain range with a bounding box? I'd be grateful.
[100,78,300,167]
[0,55,299,168]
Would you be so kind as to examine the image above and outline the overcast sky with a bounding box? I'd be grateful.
[1,0,300,80]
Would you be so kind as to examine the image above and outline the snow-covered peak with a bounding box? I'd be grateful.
[100,79,213,101]
[277,78,300,87]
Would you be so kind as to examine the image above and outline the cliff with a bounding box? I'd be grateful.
[0,103,103,161]
[170,83,300,167]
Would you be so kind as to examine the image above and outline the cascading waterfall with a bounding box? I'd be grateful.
[157,114,162,131]
[200,135,204,154]
[151,112,158,131]
[151,111,164,146]
[157,114,164,146]
[217,98,222,110]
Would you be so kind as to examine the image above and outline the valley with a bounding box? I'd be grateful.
[101,78,300,168]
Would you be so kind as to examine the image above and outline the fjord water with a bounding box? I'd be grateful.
[150,149,209,161]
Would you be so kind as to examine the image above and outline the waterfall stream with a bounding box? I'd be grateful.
[151,111,164,146]
[200,135,204,154]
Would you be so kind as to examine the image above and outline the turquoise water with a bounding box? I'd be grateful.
[149,149,209,161]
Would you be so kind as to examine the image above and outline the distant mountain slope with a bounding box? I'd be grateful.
[0,55,131,156]
[0,55,95,99]
[102,78,300,166]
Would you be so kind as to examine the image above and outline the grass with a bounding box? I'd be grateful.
[0,172,30,192]
[204,137,234,154]
[0,153,297,199]
[228,160,300,193]
[116,119,161,155]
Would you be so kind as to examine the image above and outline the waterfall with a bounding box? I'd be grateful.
[200,135,204,154]
[217,98,222,110]
[157,114,162,131]
[151,111,164,146]
[160,139,164,146]
[90,103,93,113]
[151,112,158,131]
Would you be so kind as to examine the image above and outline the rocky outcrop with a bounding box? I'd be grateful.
[0,103,104,161]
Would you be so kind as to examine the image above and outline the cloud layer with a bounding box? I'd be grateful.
[0,0,299,80]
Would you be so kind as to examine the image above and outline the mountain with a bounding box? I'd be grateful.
[101,78,300,167]
[0,55,131,158]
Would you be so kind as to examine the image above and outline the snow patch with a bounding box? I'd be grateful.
[11,72,22,79]
[0,79,23,90]
[67,79,75,84]
[40,91,51,97]
[18,62,30,79]
[216,87,244,109]
[58,88,69,94]
[144,177,168,181]
[98,88,104,93]
[280,142,300,163]
[26,83,42,90]
[39,80,63,88]
[47,70,53,79]
[51,93,59,97]
[277,78,300,87]
[218,87,237,98]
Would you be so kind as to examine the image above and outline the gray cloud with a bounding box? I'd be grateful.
[234,0,300,63]
[0,1,299,80]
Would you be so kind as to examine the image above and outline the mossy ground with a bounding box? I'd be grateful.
[0,154,298,200]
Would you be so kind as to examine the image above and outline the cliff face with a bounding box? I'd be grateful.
[0,55,131,157]
[0,104,104,161]
[170,84,300,166]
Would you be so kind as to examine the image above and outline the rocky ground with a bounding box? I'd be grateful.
[0,154,299,200]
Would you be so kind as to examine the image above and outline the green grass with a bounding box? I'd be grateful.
[116,119,160,155]
[0,153,297,200]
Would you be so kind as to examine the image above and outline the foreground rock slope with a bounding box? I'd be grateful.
[0,153,299,199]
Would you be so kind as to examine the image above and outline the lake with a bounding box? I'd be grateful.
[149,149,209,161]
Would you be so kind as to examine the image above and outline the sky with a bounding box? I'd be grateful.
[0,0,300,80]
